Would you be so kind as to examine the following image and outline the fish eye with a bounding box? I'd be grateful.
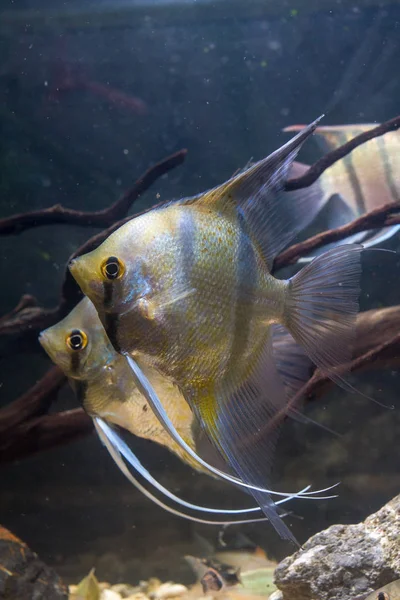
[101,256,125,281]
[377,593,390,600]
[66,329,88,351]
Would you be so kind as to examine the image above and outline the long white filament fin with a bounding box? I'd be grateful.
[94,418,278,525]
[124,355,339,500]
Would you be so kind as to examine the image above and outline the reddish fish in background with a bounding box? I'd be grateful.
[284,124,400,259]
[48,62,148,116]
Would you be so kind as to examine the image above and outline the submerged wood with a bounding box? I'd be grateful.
[0,150,187,355]
[274,202,400,269]
[2,117,399,237]
[0,149,187,236]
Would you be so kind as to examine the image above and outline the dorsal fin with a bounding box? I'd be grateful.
[201,117,326,269]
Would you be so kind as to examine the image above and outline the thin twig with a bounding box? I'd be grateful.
[2,116,399,235]
[0,150,187,351]
[283,329,400,416]
[0,149,187,236]
[274,202,400,269]
[284,115,400,191]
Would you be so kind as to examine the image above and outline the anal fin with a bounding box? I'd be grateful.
[191,332,299,544]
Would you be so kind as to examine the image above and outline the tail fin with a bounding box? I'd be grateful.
[285,244,362,389]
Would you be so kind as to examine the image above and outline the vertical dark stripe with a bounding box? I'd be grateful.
[105,312,121,352]
[103,281,114,310]
[377,136,400,202]
[224,215,257,380]
[338,132,366,214]
[74,381,88,406]
[70,352,80,375]
[103,281,121,352]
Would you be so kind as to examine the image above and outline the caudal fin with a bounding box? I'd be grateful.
[285,244,363,389]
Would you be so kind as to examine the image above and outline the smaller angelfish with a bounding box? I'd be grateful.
[39,297,200,468]
[284,123,400,259]
[39,297,312,526]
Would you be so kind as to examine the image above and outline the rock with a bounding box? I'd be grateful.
[268,591,283,600]
[274,494,400,600]
[101,590,122,600]
[111,583,142,598]
[149,582,188,599]
[0,524,68,600]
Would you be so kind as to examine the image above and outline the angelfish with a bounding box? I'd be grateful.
[284,123,400,257]
[39,297,324,525]
[69,118,363,542]
[38,297,202,467]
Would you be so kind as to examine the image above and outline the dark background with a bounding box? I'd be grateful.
[0,0,399,585]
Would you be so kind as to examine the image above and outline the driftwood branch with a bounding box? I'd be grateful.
[274,202,400,269]
[0,149,187,462]
[0,408,93,464]
[0,149,187,236]
[0,149,187,353]
[0,366,66,435]
[1,116,398,237]
[1,116,399,350]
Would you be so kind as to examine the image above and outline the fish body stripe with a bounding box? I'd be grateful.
[224,213,258,383]
[338,132,366,214]
[103,281,114,310]
[105,312,121,353]
[75,380,88,405]
[178,208,196,284]
[102,281,121,352]
[376,135,400,202]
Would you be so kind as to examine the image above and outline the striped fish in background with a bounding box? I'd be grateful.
[284,124,400,259]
